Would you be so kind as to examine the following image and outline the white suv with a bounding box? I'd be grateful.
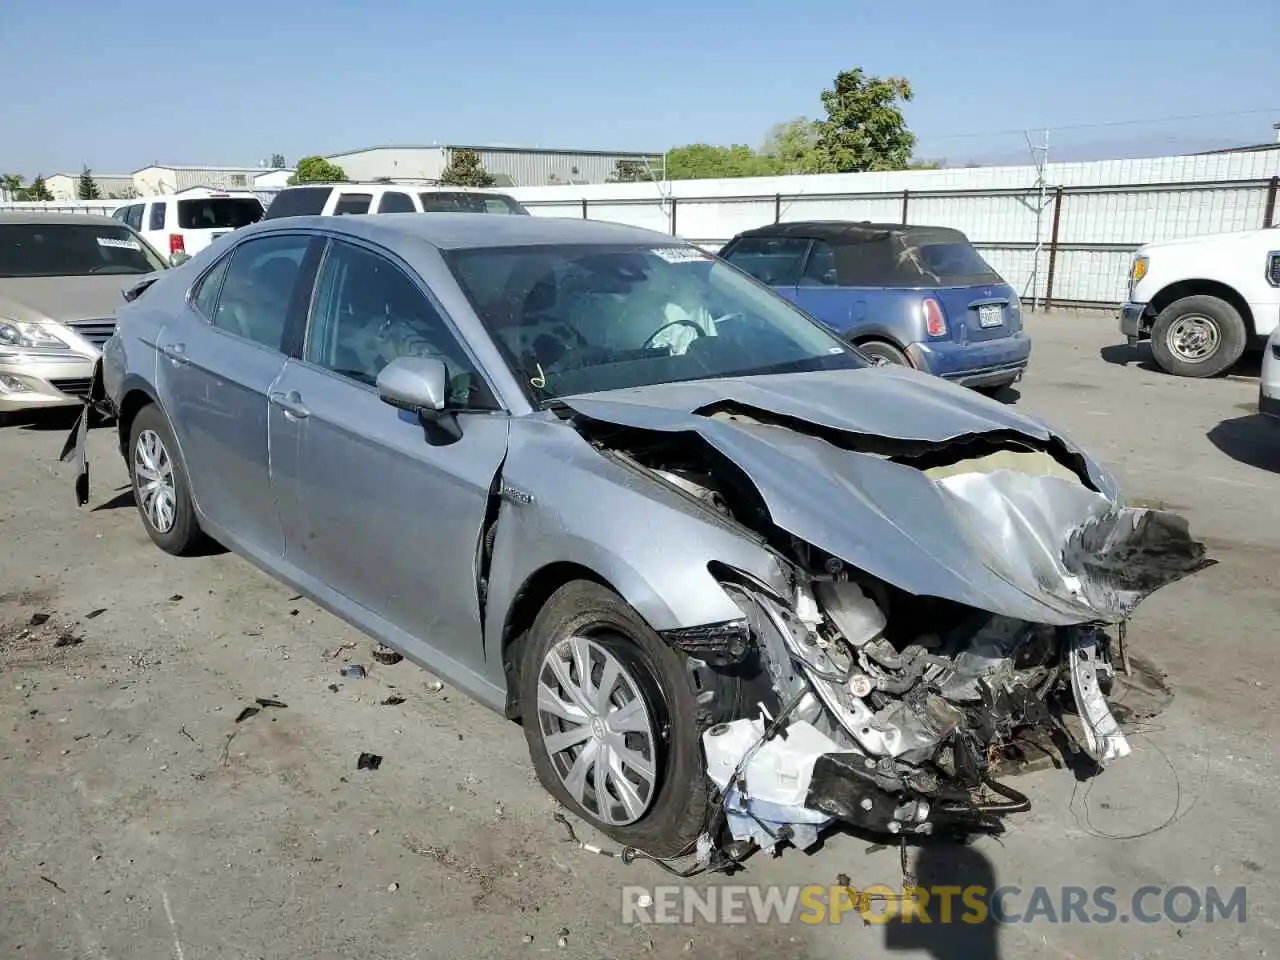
[262,182,529,219]
[113,189,265,263]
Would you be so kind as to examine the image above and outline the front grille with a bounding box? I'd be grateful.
[66,318,117,348]
[50,377,93,399]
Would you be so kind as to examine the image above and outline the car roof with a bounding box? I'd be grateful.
[0,212,130,227]
[279,182,515,195]
[240,213,681,251]
[734,220,970,247]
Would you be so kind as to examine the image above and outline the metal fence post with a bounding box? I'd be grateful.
[670,196,678,236]
[774,193,782,223]
[901,189,910,225]
[581,198,588,219]
[1043,186,1065,311]
[1263,176,1278,228]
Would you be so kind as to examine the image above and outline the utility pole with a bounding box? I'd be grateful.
[1025,128,1050,311]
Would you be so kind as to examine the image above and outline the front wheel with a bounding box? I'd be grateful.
[1149,295,1247,378]
[520,581,707,858]
[128,404,206,555]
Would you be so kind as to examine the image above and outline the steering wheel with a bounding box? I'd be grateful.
[641,317,707,350]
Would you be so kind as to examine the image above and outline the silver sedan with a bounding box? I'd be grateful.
[69,213,1210,865]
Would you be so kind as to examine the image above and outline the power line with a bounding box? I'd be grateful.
[919,106,1280,143]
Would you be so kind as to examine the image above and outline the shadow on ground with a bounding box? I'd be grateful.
[1100,341,1263,379]
[1207,414,1280,473]
[883,841,1001,959]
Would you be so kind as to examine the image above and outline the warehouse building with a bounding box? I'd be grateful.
[323,144,665,187]
[43,172,137,200]
[132,164,292,195]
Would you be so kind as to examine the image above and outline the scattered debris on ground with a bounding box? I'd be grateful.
[234,706,259,724]
[341,664,367,681]
[357,752,383,771]
[380,695,406,706]
[372,645,403,665]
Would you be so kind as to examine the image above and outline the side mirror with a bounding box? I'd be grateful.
[170,251,191,267]
[376,355,448,413]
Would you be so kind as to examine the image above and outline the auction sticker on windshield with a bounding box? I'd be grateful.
[652,246,711,263]
[97,236,141,250]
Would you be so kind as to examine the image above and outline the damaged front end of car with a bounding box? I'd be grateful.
[559,372,1212,860]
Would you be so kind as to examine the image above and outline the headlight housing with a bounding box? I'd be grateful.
[1129,255,1149,294]
[0,320,70,350]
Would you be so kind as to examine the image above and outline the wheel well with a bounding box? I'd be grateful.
[116,389,155,458]
[500,561,610,721]
[1148,279,1255,336]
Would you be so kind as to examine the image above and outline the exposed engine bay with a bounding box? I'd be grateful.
[565,396,1212,862]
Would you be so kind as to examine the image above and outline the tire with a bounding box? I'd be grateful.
[1149,295,1247,378]
[520,580,707,858]
[856,339,911,367]
[128,403,205,555]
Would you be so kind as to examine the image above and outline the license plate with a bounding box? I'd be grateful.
[978,304,1003,328]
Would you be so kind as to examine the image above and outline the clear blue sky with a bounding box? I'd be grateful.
[2,0,1276,177]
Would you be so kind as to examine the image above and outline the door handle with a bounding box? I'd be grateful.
[269,390,310,419]
[161,342,188,365]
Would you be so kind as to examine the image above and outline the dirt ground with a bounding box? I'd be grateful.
[1,311,1276,960]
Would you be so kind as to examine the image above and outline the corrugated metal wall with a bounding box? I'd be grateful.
[462,149,662,187]
[326,148,449,183]
[6,149,1276,305]
[510,149,1280,305]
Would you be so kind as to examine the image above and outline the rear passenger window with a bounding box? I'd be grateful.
[377,192,415,213]
[800,240,838,286]
[263,186,333,220]
[723,236,810,286]
[332,193,372,216]
[148,203,167,231]
[119,205,144,231]
[192,254,232,319]
[207,235,311,350]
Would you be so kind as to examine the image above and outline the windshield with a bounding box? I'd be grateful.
[0,223,168,278]
[445,243,864,401]
[420,192,528,215]
[177,197,264,230]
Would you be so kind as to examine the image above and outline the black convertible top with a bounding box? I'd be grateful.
[728,220,1002,287]
[736,220,969,247]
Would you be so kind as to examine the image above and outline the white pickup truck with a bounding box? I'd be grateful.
[1121,228,1280,377]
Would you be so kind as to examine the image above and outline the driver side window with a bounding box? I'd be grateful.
[305,240,495,409]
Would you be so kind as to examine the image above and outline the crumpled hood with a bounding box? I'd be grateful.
[0,276,131,324]
[563,367,1209,624]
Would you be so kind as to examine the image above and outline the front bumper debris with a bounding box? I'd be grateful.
[57,359,114,507]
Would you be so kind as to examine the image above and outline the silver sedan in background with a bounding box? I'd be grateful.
[0,212,166,416]
[70,214,1209,866]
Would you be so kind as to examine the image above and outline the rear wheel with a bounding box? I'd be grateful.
[128,404,205,555]
[856,339,911,367]
[1149,295,1247,378]
[520,581,707,858]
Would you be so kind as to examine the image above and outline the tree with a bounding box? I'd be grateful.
[270,153,286,168]
[759,117,823,175]
[27,175,53,201]
[439,148,495,188]
[77,166,102,199]
[664,143,772,180]
[607,159,655,183]
[287,156,347,185]
[906,158,945,170]
[814,68,916,173]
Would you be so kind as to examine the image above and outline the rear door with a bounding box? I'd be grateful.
[155,232,323,560]
[268,236,509,671]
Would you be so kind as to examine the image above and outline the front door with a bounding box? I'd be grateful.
[269,238,509,673]
[156,232,320,559]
